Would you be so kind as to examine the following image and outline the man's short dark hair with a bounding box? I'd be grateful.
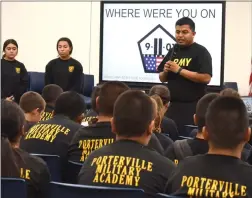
[176,17,195,32]
[42,84,63,104]
[220,88,240,98]
[1,100,25,143]
[149,85,171,105]
[113,90,156,137]
[196,93,219,132]
[98,81,130,116]
[206,96,249,149]
[19,91,46,113]
[91,85,102,113]
[54,91,86,120]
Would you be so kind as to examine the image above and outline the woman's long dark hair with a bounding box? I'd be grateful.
[2,39,18,58]
[1,134,20,178]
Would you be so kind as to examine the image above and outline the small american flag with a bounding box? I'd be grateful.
[143,54,164,73]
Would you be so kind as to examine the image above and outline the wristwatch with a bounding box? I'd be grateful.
[177,67,183,74]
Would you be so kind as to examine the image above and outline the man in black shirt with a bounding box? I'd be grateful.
[149,85,179,141]
[41,84,63,121]
[21,91,85,161]
[2,99,50,198]
[78,90,176,197]
[157,17,212,136]
[165,93,218,164]
[68,81,164,163]
[165,96,252,197]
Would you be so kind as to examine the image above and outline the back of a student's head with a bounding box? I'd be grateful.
[97,81,130,117]
[91,85,102,113]
[195,93,219,132]
[112,90,156,143]
[42,84,63,106]
[19,91,46,122]
[149,85,171,107]
[205,96,250,150]
[220,88,240,98]
[54,91,86,123]
[1,99,25,144]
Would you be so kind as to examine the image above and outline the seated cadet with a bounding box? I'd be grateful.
[78,90,176,197]
[2,99,50,198]
[81,85,101,126]
[68,81,164,163]
[164,96,252,197]
[149,85,179,141]
[19,91,46,133]
[41,84,63,121]
[150,94,173,150]
[165,93,218,164]
[20,91,85,161]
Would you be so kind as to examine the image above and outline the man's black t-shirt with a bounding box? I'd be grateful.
[20,115,81,159]
[78,140,176,197]
[164,154,252,197]
[40,104,54,121]
[161,116,179,141]
[14,148,50,198]
[68,122,164,163]
[165,138,208,164]
[1,59,29,103]
[45,58,83,93]
[157,43,212,102]
[24,120,37,133]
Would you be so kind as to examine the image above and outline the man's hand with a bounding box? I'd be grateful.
[166,61,180,73]
[6,96,14,101]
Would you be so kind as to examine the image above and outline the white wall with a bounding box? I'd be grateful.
[1,1,252,95]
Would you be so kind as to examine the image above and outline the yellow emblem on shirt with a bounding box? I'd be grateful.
[15,67,20,74]
[68,66,74,72]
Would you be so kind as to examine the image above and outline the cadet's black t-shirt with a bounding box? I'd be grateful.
[82,109,98,125]
[78,140,176,197]
[45,58,83,93]
[24,120,37,133]
[20,115,81,159]
[157,43,212,102]
[154,132,173,151]
[161,116,179,141]
[165,138,208,163]
[40,104,54,121]
[13,148,50,198]
[68,122,164,163]
[165,154,252,197]
[1,59,29,103]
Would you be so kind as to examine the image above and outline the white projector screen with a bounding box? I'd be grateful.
[99,1,225,87]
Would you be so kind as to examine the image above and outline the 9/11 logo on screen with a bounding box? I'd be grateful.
[138,24,176,73]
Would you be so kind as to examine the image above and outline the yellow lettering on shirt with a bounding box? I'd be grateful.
[79,138,114,162]
[173,58,192,67]
[180,176,247,197]
[24,124,71,143]
[91,155,153,187]
[40,112,53,121]
[20,168,31,180]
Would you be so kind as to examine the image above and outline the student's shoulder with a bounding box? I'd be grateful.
[193,43,210,54]
[70,58,83,67]
[15,60,26,67]
[46,58,58,66]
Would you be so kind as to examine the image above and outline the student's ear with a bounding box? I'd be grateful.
[52,110,55,117]
[202,126,209,141]
[244,127,251,142]
[193,114,197,125]
[192,31,196,37]
[111,117,116,135]
[96,96,100,111]
[147,120,155,136]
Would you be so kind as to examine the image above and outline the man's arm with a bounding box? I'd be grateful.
[179,70,211,84]
[159,71,168,82]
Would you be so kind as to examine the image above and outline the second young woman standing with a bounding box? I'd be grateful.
[45,37,83,94]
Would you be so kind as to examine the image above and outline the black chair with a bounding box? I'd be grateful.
[223,82,238,91]
[81,74,94,109]
[65,160,83,184]
[1,178,27,198]
[49,182,145,198]
[156,193,181,198]
[31,154,61,182]
[28,72,45,94]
